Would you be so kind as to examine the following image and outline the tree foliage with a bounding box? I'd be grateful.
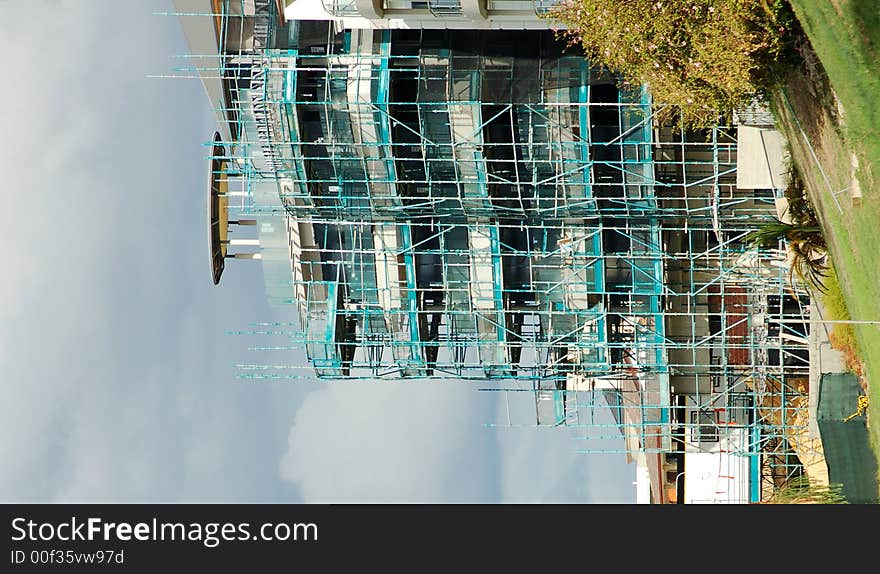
[745,217,828,291]
[548,0,798,127]
[743,162,829,292]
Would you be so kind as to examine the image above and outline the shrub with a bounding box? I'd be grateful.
[782,161,819,225]
[762,475,848,504]
[548,0,799,127]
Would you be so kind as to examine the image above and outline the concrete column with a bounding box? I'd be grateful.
[354,0,384,18]
[461,0,488,20]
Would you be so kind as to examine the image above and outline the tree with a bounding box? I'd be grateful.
[548,0,798,127]
[744,218,829,291]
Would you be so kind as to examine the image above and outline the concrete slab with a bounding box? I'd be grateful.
[736,126,790,190]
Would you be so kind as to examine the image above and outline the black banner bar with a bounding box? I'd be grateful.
[1,503,871,569]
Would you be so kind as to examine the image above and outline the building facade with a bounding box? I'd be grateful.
[180,0,821,503]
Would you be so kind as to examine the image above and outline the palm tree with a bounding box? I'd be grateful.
[744,218,825,247]
[744,218,829,292]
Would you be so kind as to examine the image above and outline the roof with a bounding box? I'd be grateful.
[172,0,233,142]
[208,132,228,284]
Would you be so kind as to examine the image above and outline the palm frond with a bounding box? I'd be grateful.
[747,218,829,292]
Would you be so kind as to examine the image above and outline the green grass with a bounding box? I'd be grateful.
[763,475,849,504]
[789,1,880,177]
[822,266,851,324]
[770,0,880,488]
[821,265,861,375]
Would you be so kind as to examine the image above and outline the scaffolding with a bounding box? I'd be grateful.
[177,3,820,502]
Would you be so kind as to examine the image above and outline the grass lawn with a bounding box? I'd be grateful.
[769,0,880,489]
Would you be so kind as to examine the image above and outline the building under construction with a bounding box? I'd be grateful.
[178,0,824,503]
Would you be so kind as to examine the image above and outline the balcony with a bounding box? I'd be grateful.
[428,0,463,17]
[532,0,559,15]
[320,0,360,16]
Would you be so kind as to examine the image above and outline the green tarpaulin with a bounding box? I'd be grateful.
[817,373,879,503]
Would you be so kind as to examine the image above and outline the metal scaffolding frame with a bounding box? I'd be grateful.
[173,3,821,501]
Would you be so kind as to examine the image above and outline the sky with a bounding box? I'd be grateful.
[0,0,635,503]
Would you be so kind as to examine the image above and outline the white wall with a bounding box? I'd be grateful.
[684,428,750,504]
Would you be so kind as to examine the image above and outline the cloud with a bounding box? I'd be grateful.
[494,423,635,503]
[1,1,636,504]
[0,0,309,503]
[280,382,501,502]
[0,0,126,501]
[280,383,635,503]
